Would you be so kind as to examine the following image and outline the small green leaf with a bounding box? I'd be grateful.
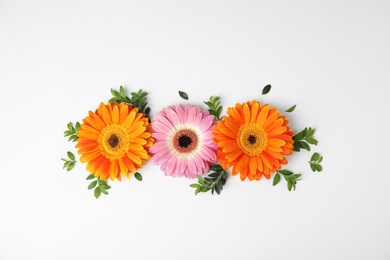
[134,172,143,181]
[211,164,223,171]
[287,179,293,191]
[190,183,200,188]
[101,189,109,195]
[100,184,111,190]
[262,84,271,95]
[86,174,95,180]
[273,173,281,186]
[311,152,320,162]
[119,86,126,98]
[94,187,102,199]
[178,91,189,100]
[197,175,205,185]
[285,104,296,113]
[300,141,311,151]
[278,170,293,176]
[88,181,97,190]
[67,151,75,161]
[67,162,75,171]
[215,182,221,194]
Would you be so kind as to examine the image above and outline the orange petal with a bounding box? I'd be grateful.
[112,105,119,124]
[243,102,251,125]
[119,103,129,124]
[256,104,269,126]
[98,103,112,125]
[249,156,257,176]
[250,101,259,123]
[109,161,119,181]
[122,111,136,129]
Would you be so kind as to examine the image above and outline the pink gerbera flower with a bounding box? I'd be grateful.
[150,104,218,178]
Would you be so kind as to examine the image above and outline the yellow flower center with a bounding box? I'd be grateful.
[98,124,130,161]
[237,123,268,156]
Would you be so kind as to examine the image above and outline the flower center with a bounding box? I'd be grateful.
[237,123,268,156]
[108,134,119,148]
[178,135,192,148]
[172,129,198,155]
[98,124,130,160]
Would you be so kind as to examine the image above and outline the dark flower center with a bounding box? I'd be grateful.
[248,135,256,145]
[108,134,119,148]
[178,135,192,148]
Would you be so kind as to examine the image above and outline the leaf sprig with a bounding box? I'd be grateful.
[64,122,80,142]
[293,127,318,152]
[273,170,302,191]
[309,152,323,172]
[190,164,228,195]
[86,174,111,199]
[109,86,151,118]
[61,151,77,171]
[204,96,223,120]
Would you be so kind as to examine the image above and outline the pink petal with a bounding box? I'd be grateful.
[152,121,172,135]
[167,108,181,127]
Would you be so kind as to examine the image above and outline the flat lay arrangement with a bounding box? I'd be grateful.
[62,85,323,198]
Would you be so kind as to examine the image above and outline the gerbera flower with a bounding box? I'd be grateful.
[213,100,294,181]
[76,102,154,181]
[150,104,218,178]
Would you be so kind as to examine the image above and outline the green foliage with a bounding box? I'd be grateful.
[273,170,302,191]
[262,84,271,95]
[178,90,189,100]
[63,122,80,142]
[86,174,111,199]
[190,164,228,195]
[109,86,151,118]
[293,127,318,152]
[134,172,143,181]
[204,96,223,120]
[309,152,323,172]
[285,104,296,113]
[61,151,77,171]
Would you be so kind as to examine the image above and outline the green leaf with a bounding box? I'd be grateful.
[285,104,296,113]
[262,84,271,95]
[119,86,127,98]
[287,179,293,191]
[178,90,189,100]
[273,173,281,186]
[300,141,311,151]
[190,183,200,188]
[66,162,75,171]
[310,163,316,171]
[211,164,223,171]
[101,189,109,195]
[99,184,111,190]
[197,175,205,185]
[94,187,102,199]
[86,174,95,180]
[67,151,75,161]
[306,138,318,145]
[278,170,293,176]
[88,181,97,190]
[311,152,320,162]
[134,172,143,181]
[214,182,221,194]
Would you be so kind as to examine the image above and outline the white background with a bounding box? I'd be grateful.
[1,0,389,259]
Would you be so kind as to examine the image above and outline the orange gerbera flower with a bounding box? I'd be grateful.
[76,102,154,181]
[213,100,294,181]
